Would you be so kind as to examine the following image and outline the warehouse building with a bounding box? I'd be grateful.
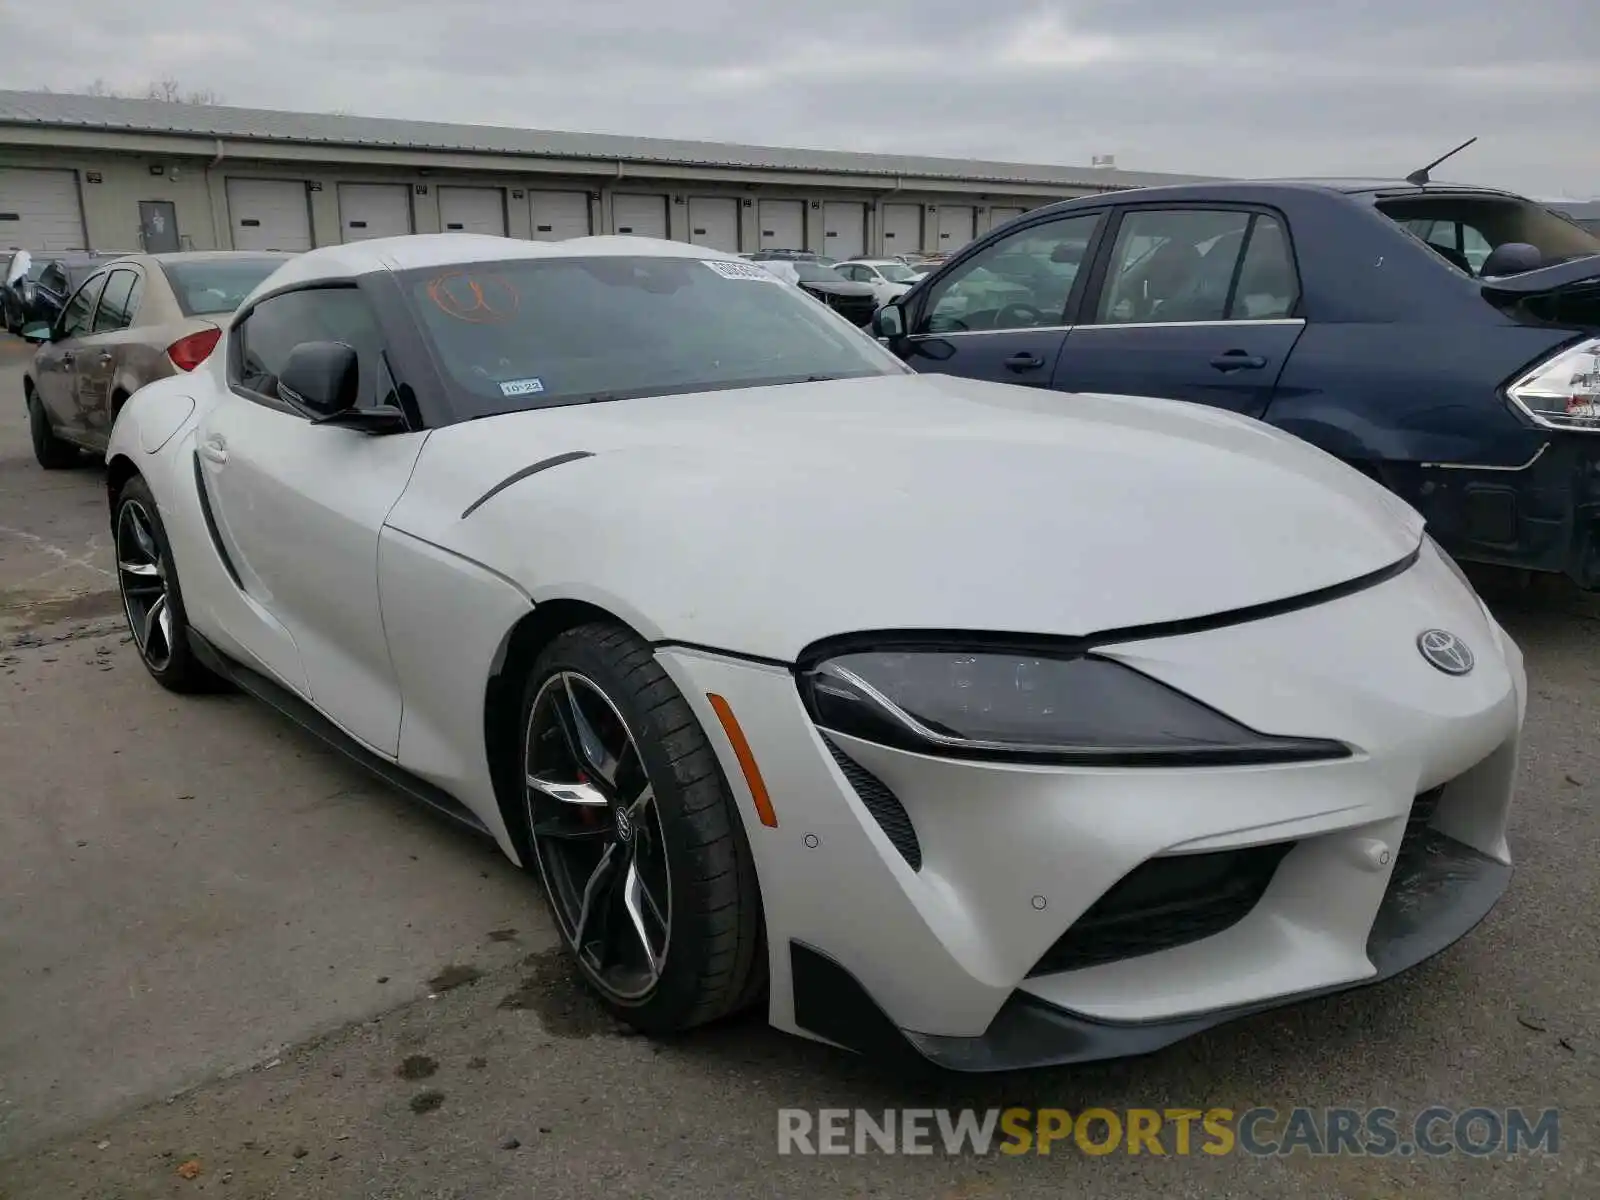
[0,90,1213,261]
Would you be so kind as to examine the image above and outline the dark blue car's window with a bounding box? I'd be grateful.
[1093,208,1297,324]
[919,212,1101,334]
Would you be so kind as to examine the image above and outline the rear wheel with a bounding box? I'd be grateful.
[26,383,78,470]
[519,622,765,1034]
[113,474,221,693]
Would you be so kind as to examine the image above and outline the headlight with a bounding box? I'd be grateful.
[1506,337,1600,431]
[800,648,1349,766]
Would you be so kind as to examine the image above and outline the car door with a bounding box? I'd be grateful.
[31,269,108,442]
[896,211,1105,386]
[74,266,143,448]
[1050,206,1304,419]
[195,282,428,758]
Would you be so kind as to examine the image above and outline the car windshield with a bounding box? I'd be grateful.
[791,261,847,283]
[874,263,917,282]
[161,258,288,316]
[1377,194,1600,276]
[401,254,907,417]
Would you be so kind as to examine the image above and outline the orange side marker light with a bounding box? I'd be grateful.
[707,693,778,828]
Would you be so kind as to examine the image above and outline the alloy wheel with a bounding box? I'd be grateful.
[524,671,673,1002]
[116,499,174,672]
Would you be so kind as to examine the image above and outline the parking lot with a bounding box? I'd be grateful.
[0,334,1596,1197]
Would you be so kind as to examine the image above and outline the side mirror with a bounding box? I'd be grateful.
[871,302,906,342]
[278,341,360,417]
[20,321,52,343]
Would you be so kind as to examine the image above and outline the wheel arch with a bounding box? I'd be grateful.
[482,597,628,860]
[106,452,141,514]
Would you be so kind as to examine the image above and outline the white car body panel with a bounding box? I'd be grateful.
[387,372,1421,663]
[103,232,1522,1068]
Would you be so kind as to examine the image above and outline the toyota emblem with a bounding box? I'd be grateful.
[1417,629,1474,676]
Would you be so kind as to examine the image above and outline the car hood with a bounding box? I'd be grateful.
[388,373,1424,662]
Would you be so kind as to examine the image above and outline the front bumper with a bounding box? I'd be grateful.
[657,540,1524,1069]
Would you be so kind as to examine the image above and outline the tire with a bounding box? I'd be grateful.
[519,622,765,1034]
[112,474,223,693]
[26,383,78,470]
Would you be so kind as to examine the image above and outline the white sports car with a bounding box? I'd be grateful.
[105,233,1525,1070]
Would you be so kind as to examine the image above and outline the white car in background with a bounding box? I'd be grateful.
[835,258,921,305]
[105,232,1523,1070]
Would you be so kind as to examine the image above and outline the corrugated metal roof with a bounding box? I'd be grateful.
[0,89,1218,191]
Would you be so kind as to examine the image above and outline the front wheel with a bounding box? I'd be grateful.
[113,475,222,693]
[519,622,765,1034]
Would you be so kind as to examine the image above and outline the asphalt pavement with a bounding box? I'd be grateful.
[0,343,1595,1197]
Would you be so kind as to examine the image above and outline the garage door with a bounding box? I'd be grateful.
[822,202,866,259]
[338,184,412,242]
[612,194,668,239]
[226,179,312,252]
[758,199,805,251]
[937,205,975,250]
[986,206,1026,233]
[881,203,922,255]
[438,187,506,236]
[529,191,591,241]
[687,197,739,252]
[0,168,85,252]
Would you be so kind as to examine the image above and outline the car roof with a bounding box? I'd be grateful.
[145,250,296,265]
[1024,177,1534,221]
[257,232,741,291]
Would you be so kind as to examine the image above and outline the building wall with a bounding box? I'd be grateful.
[1,142,1088,257]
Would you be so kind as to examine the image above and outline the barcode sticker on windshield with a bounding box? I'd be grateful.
[499,377,545,397]
[702,259,779,281]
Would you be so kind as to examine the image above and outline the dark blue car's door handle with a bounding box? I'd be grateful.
[1004,352,1045,371]
[1210,351,1268,372]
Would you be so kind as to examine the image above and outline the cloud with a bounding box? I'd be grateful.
[3,0,1596,196]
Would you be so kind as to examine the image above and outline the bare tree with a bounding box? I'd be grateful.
[39,79,224,105]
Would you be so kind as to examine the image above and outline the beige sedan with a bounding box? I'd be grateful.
[21,251,292,468]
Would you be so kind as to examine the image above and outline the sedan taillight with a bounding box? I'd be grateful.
[1506,337,1600,429]
[168,327,221,372]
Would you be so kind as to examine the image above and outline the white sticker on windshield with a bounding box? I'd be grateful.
[499,377,545,397]
[702,259,780,282]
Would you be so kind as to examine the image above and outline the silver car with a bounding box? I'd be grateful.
[21,251,291,468]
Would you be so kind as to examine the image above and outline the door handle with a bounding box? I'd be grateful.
[1210,351,1268,372]
[97,350,113,363]
[60,351,75,366]
[198,438,228,465]
[1004,352,1045,371]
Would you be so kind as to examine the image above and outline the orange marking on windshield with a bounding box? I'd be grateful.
[426,270,520,323]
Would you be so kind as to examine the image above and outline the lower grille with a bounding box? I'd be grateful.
[1397,785,1443,871]
[823,736,922,870]
[1027,842,1293,976]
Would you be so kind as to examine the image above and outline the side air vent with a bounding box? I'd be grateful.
[822,736,922,870]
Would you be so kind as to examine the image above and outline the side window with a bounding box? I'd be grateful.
[919,212,1101,334]
[39,263,69,296]
[1230,216,1299,319]
[232,287,387,410]
[838,264,865,281]
[57,272,108,340]
[1094,209,1253,324]
[93,270,140,333]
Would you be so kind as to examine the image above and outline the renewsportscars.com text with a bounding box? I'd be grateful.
[777,1106,1560,1157]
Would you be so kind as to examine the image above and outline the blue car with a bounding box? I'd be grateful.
[872,179,1600,586]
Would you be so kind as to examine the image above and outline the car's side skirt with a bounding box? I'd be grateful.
[187,627,492,840]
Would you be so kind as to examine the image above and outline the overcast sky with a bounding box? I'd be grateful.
[9,0,1599,197]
